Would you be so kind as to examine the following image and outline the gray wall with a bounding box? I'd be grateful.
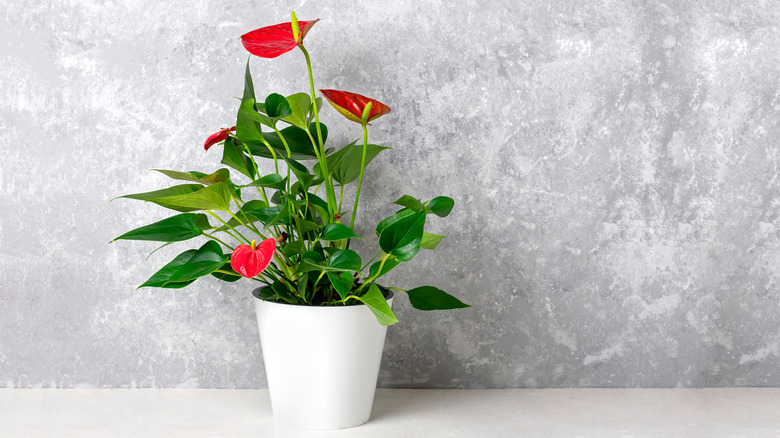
[1,0,779,388]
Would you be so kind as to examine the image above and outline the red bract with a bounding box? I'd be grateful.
[204,126,235,151]
[241,19,319,58]
[231,238,276,278]
[319,89,391,125]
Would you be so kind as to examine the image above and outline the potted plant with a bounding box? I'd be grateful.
[114,11,469,430]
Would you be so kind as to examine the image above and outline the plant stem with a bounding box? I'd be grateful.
[350,123,369,230]
[206,211,251,245]
[299,44,337,219]
[204,233,234,250]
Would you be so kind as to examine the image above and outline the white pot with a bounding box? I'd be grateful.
[253,288,393,430]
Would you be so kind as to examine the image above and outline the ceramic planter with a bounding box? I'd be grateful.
[252,287,393,430]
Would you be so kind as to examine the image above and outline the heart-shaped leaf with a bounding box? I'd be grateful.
[320,223,360,241]
[394,195,425,212]
[420,232,446,250]
[327,270,354,300]
[139,241,227,288]
[146,182,233,212]
[404,286,469,311]
[378,211,426,261]
[350,284,397,326]
[427,196,454,218]
[265,93,293,119]
[113,213,211,242]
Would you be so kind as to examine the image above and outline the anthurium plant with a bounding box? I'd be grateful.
[114,12,468,325]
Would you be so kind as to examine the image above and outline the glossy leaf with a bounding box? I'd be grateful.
[394,195,425,212]
[145,182,233,212]
[272,279,299,304]
[375,208,415,236]
[378,211,426,261]
[243,58,255,102]
[320,223,360,241]
[420,232,446,250]
[327,271,354,300]
[351,284,397,326]
[222,137,257,179]
[328,249,362,271]
[246,123,328,161]
[319,89,391,125]
[211,261,242,283]
[241,19,319,59]
[427,196,455,217]
[139,241,226,288]
[315,142,390,185]
[236,98,269,142]
[120,184,204,212]
[113,213,211,243]
[238,174,285,190]
[280,93,311,129]
[153,168,231,186]
[265,93,292,119]
[404,286,470,311]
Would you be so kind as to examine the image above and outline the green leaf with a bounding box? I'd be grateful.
[283,157,314,191]
[139,241,227,288]
[327,271,354,300]
[236,98,268,142]
[420,232,446,250]
[394,195,425,212]
[222,137,257,179]
[351,284,397,326]
[243,58,255,102]
[146,182,233,212]
[378,211,426,261]
[320,223,360,241]
[211,261,242,283]
[272,280,299,304]
[315,143,390,185]
[368,256,401,279]
[427,196,455,217]
[404,286,470,311]
[375,208,415,236]
[296,249,361,274]
[238,173,285,190]
[153,168,232,186]
[246,124,328,161]
[265,93,292,119]
[327,249,362,271]
[280,93,311,129]
[119,184,203,209]
[113,213,211,242]
[282,240,304,258]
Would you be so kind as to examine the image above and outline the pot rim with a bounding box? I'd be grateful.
[251,286,394,307]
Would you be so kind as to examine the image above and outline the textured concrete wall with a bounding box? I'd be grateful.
[1,0,779,388]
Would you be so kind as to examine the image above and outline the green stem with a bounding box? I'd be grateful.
[206,211,251,245]
[355,253,390,295]
[299,44,337,219]
[351,124,369,230]
[204,233,234,250]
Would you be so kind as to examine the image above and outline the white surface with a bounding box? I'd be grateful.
[255,295,392,429]
[1,388,779,437]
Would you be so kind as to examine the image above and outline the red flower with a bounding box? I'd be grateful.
[204,126,235,151]
[240,19,320,59]
[319,89,391,125]
[231,238,277,278]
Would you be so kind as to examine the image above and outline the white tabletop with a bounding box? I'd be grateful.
[1,388,779,437]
